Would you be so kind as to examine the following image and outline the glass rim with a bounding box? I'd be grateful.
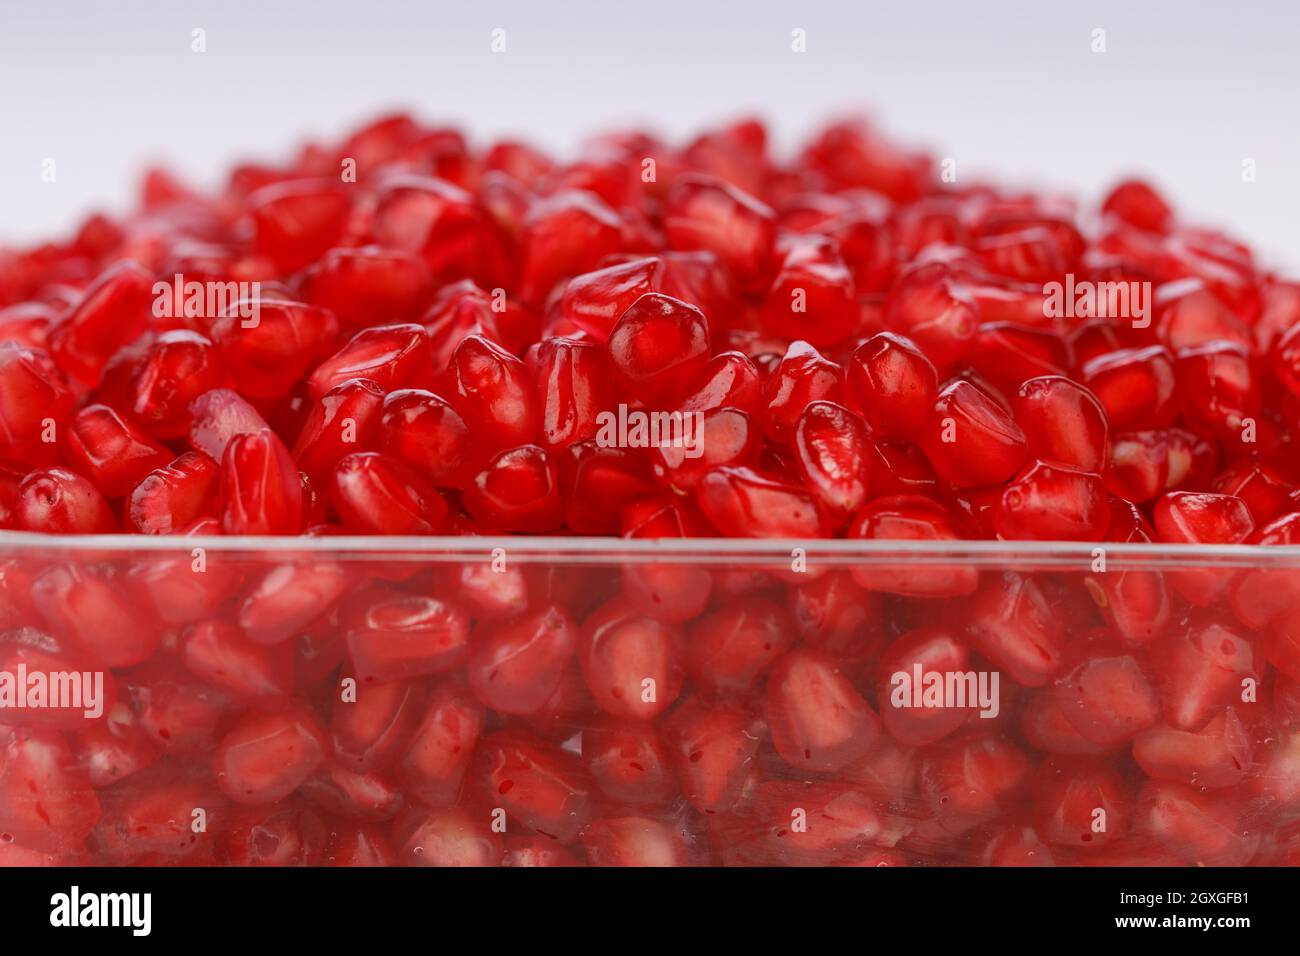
[2,530,1298,568]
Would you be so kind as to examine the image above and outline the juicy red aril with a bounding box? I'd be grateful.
[561,256,665,342]
[684,597,795,696]
[1013,375,1109,473]
[519,190,625,307]
[0,343,75,458]
[1102,179,1172,232]
[300,245,432,330]
[580,599,684,721]
[214,703,327,804]
[463,444,562,533]
[663,698,766,814]
[64,403,172,497]
[696,465,828,538]
[965,572,1062,688]
[532,336,617,450]
[583,714,676,806]
[1153,491,1254,605]
[249,180,351,272]
[677,350,763,414]
[14,467,116,533]
[474,729,591,843]
[559,442,655,534]
[1032,756,1130,848]
[665,175,775,290]
[1080,345,1177,430]
[883,260,978,372]
[379,388,482,489]
[48,261,154,388]
[1137,780,1259,866]
[583,816,690,867]
[182,619,293,698]
[922,379,1027,487]
[919,732,1030,834]
[845,332,938,439]
[292,378,385,483]
[848,495,978,597]
[1133,708,1253,788]
[995,460,1109,541]
[445,334,540,451]
[467,605,577,715]
[876,627,972,746]
[760,234,858,346]
[209,299,338,400]
[1054,651,1159,746]
[760,340,846,444]
[0,728,101,852]
[127,330,230,438]
[793,401,872,523]
[1150,620,1256,731]
[219,428,303,535]
[398,678,483,804]
[606,293,710,407]
[1174,341,1259,437]
[344,589,470,683]
[187,387,271,461]
[332,451,448,534]
[651,406,758,493]
[308,323,434,400]
[765,648,880,773]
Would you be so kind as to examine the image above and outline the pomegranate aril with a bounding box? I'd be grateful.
[1032,756,1130,848]
[209,298,338,400]
[445,334,540,451]
[1103,179,1172,232]
[1081,345,1178,430]
[182,619,293,698]
[965,572,1063,688]
[848,495,978,597]
[697,465,828,538]
[995,459,1109,541]
[332,451,448,534]
[792,400,871,523]
[48,261,154,388]
[561,256,664,342]
[760,340,846,444]
[676,350,763,414]
[467,605,577,716]
[583,815,689,867]
[0,728,101,852]
[308,323,434,400]
[684,597,795,696]
[63,403,172,497]
[583,714,676,806]
[214,702,327,805]
[187,387,271,461]
[579,599,683,721]
[344,588,470,683]
[475,729,591,843]
[14,467,116,533]
[760,234,858,346]
[845,332,937,439]
[876,627,973,746]
[1136,780,1259,866]
[765,648,880,773]
[665,175,775,290]
[606,293,710,407]
[663,697,766,814]
[919,732,1031,834]
[32,564,161,667]
[922,379,1028,487]
[399,806,502,867]
[127,330,229,438]
[1133,708,1254,788]
[0,343,75,459]
[250,180,351,272]
[126,451,219,534]
[1153,490,1254,604]
[1013,375,1109,473]
[883,260,979,373]
[1054,650,1159,746]
[378,387,482,490]
[219,427,303,535]
[463,444,562,533]
[398,679,483,805]
[300,245,432,330]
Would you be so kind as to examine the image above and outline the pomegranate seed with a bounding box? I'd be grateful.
[250,180,351,272]
[463,444,563,533]
[214,703,326,804]
[32,564,161,667]
[126,451,219,533]
[64,403,172,497]
[922,379,1028,487]
[995,460,1109,541]
[578,599,683,721]
[1102,179,1172,232]
[445,334,540,451]
[583,714,675,806]
[1212,459,1293,526]
[379,387,483,490]
[237,560,349,646]
[583,815,690,867]
[475,729,591,843]
[561,257,664,342]
[399,678,483,805]
[965,572,1063,688]
[876,627,972,746]
[1089,497,1170,644]
[760,234,858,346]
[467,605,577,716]
[605,293,710,407]
[300,245,432,330]
[0,343,75,458]
[532,336,617,451]
[1153,491,1254,604]
[1054,649,1159,747]
[662,698,766,814]
[308,323,434,400]
[344,588,470,683]
[760,340,846,444]
[665,175,775,290]
[677,350,763,414]
[684,597,795,696]
[0,728,101,852]
[793,401,872,523]
[884,260,979,372]
[332,451,448,534]
[765,648,880,773]
[1175,341,1259,437]
[919,732,1031,834]
[1133,708,1254,788]
[560,442,656,534]
[845,332,938,439]
[219,427,304,535]
[697,465,828,538]
[1081,345,1178,430]
[848,495,978,597]
[330,678,421,774]
[1032,756,1131,848]
[187,387,271,461]
[209,299,338,400]
[48,261,154,387]
[399,807,502,867]
[14,467,116,533]
[1136,780,1259,866]
[1013,376,1109,473]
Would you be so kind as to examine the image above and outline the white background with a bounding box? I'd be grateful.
[1,0,1297,267]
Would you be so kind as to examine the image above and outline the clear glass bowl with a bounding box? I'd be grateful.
[2,531,1298,867]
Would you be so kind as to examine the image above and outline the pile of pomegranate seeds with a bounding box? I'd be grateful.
[3,113,1300,866]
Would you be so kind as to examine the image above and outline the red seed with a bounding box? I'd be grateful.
[48,261,154,388]
[532,336,617,450]
[64,403,172,497]
[845,332,938,439]
[1013,375,1109,473]
[250,180,351,272]
[445,334,540,451]
[213,703,327,805]
[579,599,684,721]
[760,340,846,444]
[994,459,1109,541]
[308,323,434,400]
[219,427,304,535]
[664,175,776,290]
[463,444,563,533]
[848,495,978,597]
[344,588,470,683]
[518,190,625,306]
[467,605,578,715]
[793,400,872,523]
[922,379,1028,487]
[561,256,665,342]
[765,648,880,773]
[696,465,828,538]
[15,467,116,533]
[398,679,484,805]
[1081,345,1178,430]
[332,451,448,534]
[606,293,710,407]
[760,234,859,346]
